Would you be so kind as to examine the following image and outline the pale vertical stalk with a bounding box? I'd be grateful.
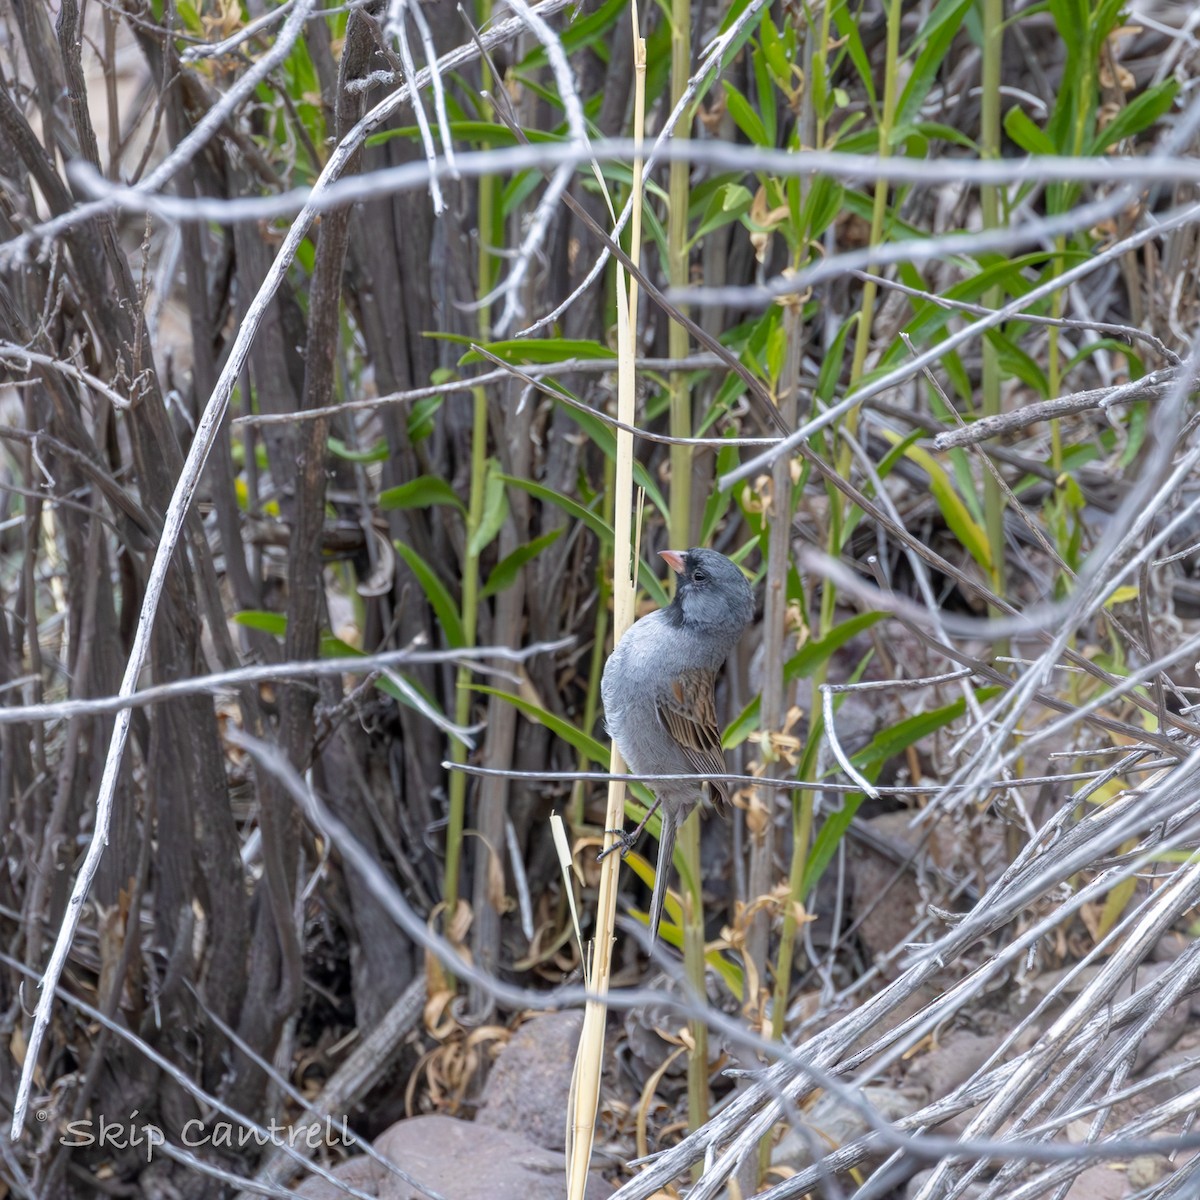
[980,0,1006,604]
[678,811,709,1131]
[566,16,645,1197]
[663,0,709,1136]
[571,452,613,825]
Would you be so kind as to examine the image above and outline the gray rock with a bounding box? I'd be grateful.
[1062,1163,1129,1199]
[772,1084,918,1173]
[295,1114,612,1200]
[477,1011,584,1151]
[905,1030,1004,1100]
[905,1167,987,1199]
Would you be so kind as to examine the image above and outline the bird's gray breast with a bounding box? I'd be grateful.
[601,613,694,778]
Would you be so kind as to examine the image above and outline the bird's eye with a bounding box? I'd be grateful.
[693,568,707,582]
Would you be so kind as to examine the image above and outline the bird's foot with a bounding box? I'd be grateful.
[597,829,638,861]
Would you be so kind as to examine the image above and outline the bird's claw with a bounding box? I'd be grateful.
[597,829,638,861]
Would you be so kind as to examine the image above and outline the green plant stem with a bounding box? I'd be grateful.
[1048,277,1064,472]
[756,9,818,1177]
[444,388,487,928]
[821,0,901,645]
[445,41,499,929]
[668,14,693,550]
[980,0,1006,606]
[843,0,901,423]
[771,778,814,1039]
[814,0,834,151]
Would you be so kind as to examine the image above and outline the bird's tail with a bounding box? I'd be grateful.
[647,807,677,946]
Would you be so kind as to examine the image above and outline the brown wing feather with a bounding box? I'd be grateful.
[657,668,731,811]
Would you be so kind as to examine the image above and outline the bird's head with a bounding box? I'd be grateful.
[661,548,754,637]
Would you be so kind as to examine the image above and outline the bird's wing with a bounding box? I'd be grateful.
[656,668,732,811]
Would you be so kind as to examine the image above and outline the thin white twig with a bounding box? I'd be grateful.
[0,340,132,409]
[490,0,589,334]
[0,637,571,726]
[506,816,535,942]
[408,0,458,178]
[233,354,724,426]
[181,0,295,61]
[44,141,1200,241]
[821,686,880,799]
[385,0,446,214]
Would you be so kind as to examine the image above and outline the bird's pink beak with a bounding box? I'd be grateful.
[659,550,686,574]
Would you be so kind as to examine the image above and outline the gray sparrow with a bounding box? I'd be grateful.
[600,547,755,945]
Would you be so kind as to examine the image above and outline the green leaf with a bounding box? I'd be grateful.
[474,685,607,763]
[379,476,467,516]
[892,121,979,152]
[833,4,878,112]
[895,0,973,128]
[407,394,443,444]
[802,687,1002,892]
[457,338,616,366]
[395,542,465,647]
[689,181,753,247]
[817,313,857,405]
[723,81,768,145]
[540,384,669,516]
[468,458,509,558]
[234,610,287,637]
[852,687,1003,775]
[328,437,388,464]
[1004,106,1056,155]
[1090,80,1179,154]
[700,439,741,543]
[498,474,612,544]
[719,0,758,33]
[844,430,922,543]
[481,530,563,599]
[367,121,562,150]
[1119,402,1149,470]
[987,328,1049,397]
[752,45,777,148]
[501,168,542,217]
[518,0,624,66]
[788,611,884,680]
[1062,337,1144,378]
[801,175,845,242]
[320,632,361,657]
[894,437,993,574]
[320,632,452,718]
